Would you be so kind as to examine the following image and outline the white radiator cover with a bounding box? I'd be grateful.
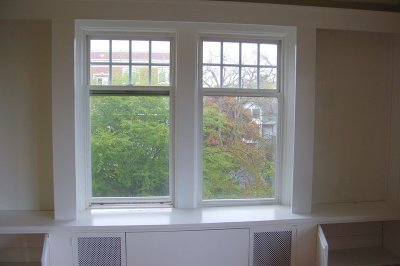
[251,226,297,266]
[73,227,296,266]
[73,233,126,266]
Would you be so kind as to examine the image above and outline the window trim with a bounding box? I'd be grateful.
[75,20,296,209]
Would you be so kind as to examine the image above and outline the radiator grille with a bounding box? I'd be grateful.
[77,236,122,266]
[253,231,292,266]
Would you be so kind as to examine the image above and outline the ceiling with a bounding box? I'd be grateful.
[211,0,400,12]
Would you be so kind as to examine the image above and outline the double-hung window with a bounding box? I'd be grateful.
[88,35,174,205]
[77,21,295,208]
[200,37,281,204]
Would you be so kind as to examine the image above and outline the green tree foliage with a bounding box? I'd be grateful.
[91,95,276,200]
[203,96,275,199]
[91,96,169,197]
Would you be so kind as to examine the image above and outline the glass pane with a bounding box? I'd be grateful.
[241,67,258,89]
[203,96,278,200]
[223,42,239,65]
[260,68,277,90]
[241,43,258,65]
[203,41,221,64]
[111,65,129,85]
[203,65,221,88]
[151,66,170,86]
[90,64,109,85]
[132,41,149,64]
[91,95,170,197]
[151,41,170,64]
[260,44,278,66]
[132,65,149,86]
[111,40,129,63]
[90,40,109,63]
[223,66,239,88]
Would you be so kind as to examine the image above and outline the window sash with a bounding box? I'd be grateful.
[87,35,175,206]
[87,36,175,88]
[199,37,282,204]
[199,37,281,91]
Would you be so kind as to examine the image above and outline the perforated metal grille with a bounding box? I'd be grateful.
[253,231,292,266]
[77,236,122,266]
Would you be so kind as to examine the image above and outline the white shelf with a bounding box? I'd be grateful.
[1,202,400,233]
[329,246,400,266]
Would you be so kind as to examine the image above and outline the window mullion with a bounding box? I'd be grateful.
[129,40,132,85]
[108,40,112,85]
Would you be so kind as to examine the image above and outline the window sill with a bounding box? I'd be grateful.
[1,202,400,233]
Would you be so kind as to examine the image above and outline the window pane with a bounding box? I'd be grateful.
[223,66,239,88]
[90,40,109,63]
[132,66,149,86]
[90,64,110,85]
[241,67,258,89]
[260,68,277,90]
[223,42,239,65]
[112,40,129,63]
[91,95,170,197]
[260,44,278,66]
[111,65,129,85]
[203,41,221,64]
[241,43,258,65]
[203,96,278,200]
[132,41,149,64]
[203,65,221,88]
[151,41,170,64]
[151,66,170,86]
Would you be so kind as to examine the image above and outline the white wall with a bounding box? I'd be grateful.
[313,29,394,204]
[0,20,53,211]
[0,0,399,218]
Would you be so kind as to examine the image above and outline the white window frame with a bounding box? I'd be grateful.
[199,36,282,206]
[80,28,177,207]
[75,20,296,209]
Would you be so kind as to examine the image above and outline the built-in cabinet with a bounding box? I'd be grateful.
[0,234,49,266]
[73,225,297,266]
[316,221,400,266]
[126,229,249,266]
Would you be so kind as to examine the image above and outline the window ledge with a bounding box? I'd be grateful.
[1,202,400,233]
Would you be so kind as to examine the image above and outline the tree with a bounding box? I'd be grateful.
[203,96,275,199]
[91,95,169,197]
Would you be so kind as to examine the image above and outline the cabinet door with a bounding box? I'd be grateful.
[126,229,249,266]
[316,225,328,266]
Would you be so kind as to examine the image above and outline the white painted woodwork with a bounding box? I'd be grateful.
[0,0,398,220]
[126,229,249,266]
[321,222,382,250]
[0,20,53,211]
[0,1,400,265]
[48,232,74,266]
[316,226,328,266]
[387,34,400,207]
[0,234,46,265]
[313,29,394,204]
[383,220,400,258]
[329,247,400,266]
[319,221,400,266]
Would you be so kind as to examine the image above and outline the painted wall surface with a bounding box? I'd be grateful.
[0,0,399,216]
[313,29,394,204]
[0,20,53,211]
[0,2,399,266]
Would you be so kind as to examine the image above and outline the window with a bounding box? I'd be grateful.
[76,21,295,208]
[200,39,280,203]
[88,36,174,205]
